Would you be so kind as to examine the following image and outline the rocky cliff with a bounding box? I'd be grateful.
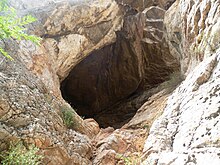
[143,0,220,164]
[0,0,220,164]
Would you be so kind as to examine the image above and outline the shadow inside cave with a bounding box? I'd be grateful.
[60,34,180,128]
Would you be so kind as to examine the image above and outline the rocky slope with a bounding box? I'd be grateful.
[0,0,220,164]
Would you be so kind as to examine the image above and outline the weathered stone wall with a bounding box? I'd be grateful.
[143,0,220,164]
[0,46,93,164]
[164,0,220,75]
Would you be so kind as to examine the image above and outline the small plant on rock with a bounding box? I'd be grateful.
[61,105,75,128]
[0,141,43,165]
[116,154,141,165]
[0,0,41,60]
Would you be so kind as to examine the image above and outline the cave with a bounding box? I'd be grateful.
[60,34,142,127]
[60,33,179,128]
[58,0,181,129]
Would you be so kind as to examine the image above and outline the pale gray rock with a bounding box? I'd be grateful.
[143,50,220,164]
[142,0,220,164]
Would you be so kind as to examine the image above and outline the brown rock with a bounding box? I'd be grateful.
[61,39,141,118]
[83,118,100,139]
[93,150,116,165]
[116,0,176,11]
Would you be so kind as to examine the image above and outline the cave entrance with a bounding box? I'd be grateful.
[60,38,142,128]
[60,32,180,129]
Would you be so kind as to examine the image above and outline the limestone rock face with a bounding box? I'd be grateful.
[143,0,220,164]
[0,0,179,164]
[143,50,220,165]
[164,0,220,75]
[141,3,179,89]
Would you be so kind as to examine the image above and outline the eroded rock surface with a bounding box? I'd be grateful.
[164,0,220,75]
[116,0,176,11]
[143,50,220,165]
[143,0,220,164]
[0,55,93,164]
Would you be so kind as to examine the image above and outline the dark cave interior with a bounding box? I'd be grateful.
[60,34,179,128]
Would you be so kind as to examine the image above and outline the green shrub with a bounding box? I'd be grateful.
[116,154,141,165]
[61,105,75,128]
[0,0,41,60]
[0,141,43,165]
